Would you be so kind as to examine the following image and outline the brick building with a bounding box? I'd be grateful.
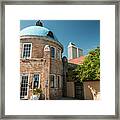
[20,21,63,100]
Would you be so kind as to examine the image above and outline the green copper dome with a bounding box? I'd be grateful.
[20,21,63,48]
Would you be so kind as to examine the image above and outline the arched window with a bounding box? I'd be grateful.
[57,49,61,60]
[57,75,62,88]
[33,74,40,89]
[50,74,56,88]
[51,46,55,59]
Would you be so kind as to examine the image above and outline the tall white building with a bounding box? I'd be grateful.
[68,42,83,60]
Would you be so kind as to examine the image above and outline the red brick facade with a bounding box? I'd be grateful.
[20,36,63,100]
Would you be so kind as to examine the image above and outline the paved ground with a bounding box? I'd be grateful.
[56,97,78,100]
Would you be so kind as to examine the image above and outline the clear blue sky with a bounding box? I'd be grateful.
[20,20,100,57]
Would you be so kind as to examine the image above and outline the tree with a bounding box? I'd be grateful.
[76,47,100,81]
[67,63,78,82]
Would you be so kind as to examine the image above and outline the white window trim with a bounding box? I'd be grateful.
[20,73,30,99]
[50,74,56,88]
[22,43,32,59]
[50,46,56,59]
[33,73,40,89]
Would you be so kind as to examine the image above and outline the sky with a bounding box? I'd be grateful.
[20,20,100,57]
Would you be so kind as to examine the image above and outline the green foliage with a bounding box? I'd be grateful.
[67,64,78,81]
[33,88,42,95]
[76,47,100,81]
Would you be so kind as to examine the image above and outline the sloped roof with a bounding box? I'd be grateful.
[68,56,85,65]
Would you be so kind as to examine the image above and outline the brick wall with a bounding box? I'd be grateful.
[20,36,63,100]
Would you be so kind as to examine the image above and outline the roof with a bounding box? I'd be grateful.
[20,26,49,37]
[20,26,63,48]
[68,56,85,65]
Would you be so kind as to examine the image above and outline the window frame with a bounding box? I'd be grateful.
[20,73,29,99]
[57,48,61,60]
[50,74,56,88]
[50,46,56,59]
[33,73,40,89]
[22,43,32,59]
[57,75,62,88]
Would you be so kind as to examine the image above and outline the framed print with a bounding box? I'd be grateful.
[0,0,119,119]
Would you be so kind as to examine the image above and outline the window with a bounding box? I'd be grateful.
[57,75,61,88]
[22,43,32,58]
[50,75,55,88]
[33,74,40,89]
[72,47,77,59]
[57,49,61,60]
[54,76,57,88]
[20,74,28,99]
[51,47,55,59]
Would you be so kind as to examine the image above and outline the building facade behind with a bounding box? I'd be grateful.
[68,42,83,60]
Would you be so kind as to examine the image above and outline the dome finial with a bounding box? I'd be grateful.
[36,20,43,27]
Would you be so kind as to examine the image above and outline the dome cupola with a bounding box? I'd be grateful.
[20,20,63,48]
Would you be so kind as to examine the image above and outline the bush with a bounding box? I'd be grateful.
[76,47,100,81]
